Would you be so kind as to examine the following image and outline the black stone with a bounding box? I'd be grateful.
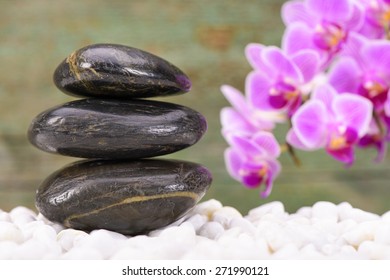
[53,43,191,99]
[28,99,207,159]
[35,159,212,235]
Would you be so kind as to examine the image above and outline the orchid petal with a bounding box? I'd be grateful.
[374,141,387,163]
[245,43,266,70]
[326,146,355,166]
[246,71,273,110]
[221,85,249,116]
[252,131,281,158]
[346,2,365,31]
[328,57,361,93]
[260,159,281,198]
[228,134,263,158]
[281,1,313,26]
[307,0,352,22]
[224,148,242,180]
[357,19,385,39]
[291,50,320,82]
[358,120,387,162]
[311,83,338,112]
[282,23,316,56]
[340,32,367,65]
[262,47,302,82]
[220,107,255,137]
[291,100,328,149]
[385,90,390,116]
[286,128,318,151]
[332,94,373,136]
[362,40,390,72]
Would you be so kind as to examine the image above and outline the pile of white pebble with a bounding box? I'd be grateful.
[0,199,389,259]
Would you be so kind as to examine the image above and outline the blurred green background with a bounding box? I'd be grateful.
[0,0,389,215]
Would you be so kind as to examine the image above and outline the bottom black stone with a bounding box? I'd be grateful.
[35,159,212,235]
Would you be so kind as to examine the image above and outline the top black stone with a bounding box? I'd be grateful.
[53,43,192,99]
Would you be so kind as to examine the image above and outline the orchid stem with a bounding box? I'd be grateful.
[286,142,302,167]
[373,110,385,137]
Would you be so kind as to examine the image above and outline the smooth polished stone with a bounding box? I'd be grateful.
[28,99,207,159]
[53,43,191,99]
[35,159,212,235]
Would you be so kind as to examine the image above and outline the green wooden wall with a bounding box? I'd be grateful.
[0,0,389,214]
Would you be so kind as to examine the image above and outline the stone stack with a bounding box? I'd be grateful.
[28,43,212,235]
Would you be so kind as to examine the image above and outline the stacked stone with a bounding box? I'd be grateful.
[27,44,212,236]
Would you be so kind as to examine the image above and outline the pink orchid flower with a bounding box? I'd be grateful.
[287,84,373,165]
[224,132,281,198]
[282,0,363,64]
[245,44,320,116]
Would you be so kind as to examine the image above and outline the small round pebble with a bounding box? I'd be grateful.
[0,200,389,259]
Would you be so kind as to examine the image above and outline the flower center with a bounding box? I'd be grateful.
[363,80,387,98]
[359,76,388,107]
[313,21,347,52]
[238,163,268,188]
[380,9,390,26]
[269,79,299,109]
[366,1,390,29]
[327,126,358,151]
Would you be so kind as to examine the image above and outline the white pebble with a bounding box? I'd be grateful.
[0,241,19,259]
[191,199,223,218]
[18,220,45,240]
[13,239,60,259]
[374,224,390,245]
[287,214,311,226]
[0,221,24,244]
[342,221,381,247]
[220,233,264,259]
[258,223,292,252]
[220,227,242,239]
[341,208,380,223]
[358,240,390,259]
[212,206,242,228]
[112,235,158,259]
[198,222,225,240]
[382,210,390,222]
[271,243,299,259]
[229,217,256,235]
[181,237,222,259]
[185,213,208,232]
[161,222,196,243]
[0,210,11,222]
[158,224,197,259]
[337,202,353,221]
[247,201,285,222]
[295,206,312,218]
[300,244,323,259]
[57,229,89,252]
[338,245,360,259]
[321,244,341,256]
[36,213,64,233]
[33,225,57,243]
[76,229,127,259]
[337,219,358,235]
[312,201,338,223]
[9,206,37,227]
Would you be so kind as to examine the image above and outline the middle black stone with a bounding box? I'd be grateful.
[28,98,207,159]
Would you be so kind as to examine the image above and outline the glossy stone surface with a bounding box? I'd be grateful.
[53,43,191,99]
[28,99,207,159]
[35,159,212,235]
